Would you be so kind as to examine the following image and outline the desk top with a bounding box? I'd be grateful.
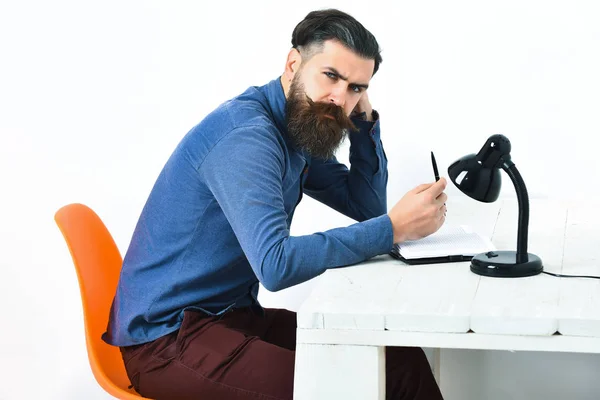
[298,198,600,340]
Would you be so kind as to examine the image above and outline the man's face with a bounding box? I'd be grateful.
[285,40,375,160]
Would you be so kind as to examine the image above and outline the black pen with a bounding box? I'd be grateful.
[431,151,440,182]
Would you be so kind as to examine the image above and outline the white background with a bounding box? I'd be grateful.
[1,0,599,399]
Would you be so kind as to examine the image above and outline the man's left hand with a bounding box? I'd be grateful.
[351,91,373,121]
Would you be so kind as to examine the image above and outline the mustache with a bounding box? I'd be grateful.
[302,94,358,132]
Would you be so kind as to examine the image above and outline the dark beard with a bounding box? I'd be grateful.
[285,77,358,160]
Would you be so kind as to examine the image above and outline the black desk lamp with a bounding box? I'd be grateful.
[447,134,543,278]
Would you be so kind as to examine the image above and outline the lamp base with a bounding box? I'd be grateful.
[470,251,543,278]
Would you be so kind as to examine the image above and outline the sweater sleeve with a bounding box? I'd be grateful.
[303,111,388,221]
[199,126,394,292]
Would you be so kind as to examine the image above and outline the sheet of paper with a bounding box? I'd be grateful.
[396,224,496,259]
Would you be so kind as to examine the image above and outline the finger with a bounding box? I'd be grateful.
[437,204,446,217]
[439,207,447,221]
[436,192,448,205]
[427,177,447,197]
[412,183,434,194]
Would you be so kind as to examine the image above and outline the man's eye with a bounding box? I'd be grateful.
[350,85,362,93]
[325,72,337,80]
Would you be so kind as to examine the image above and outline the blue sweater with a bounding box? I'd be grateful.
[103,77,394,347]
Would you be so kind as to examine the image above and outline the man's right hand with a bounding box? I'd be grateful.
[388,178,448,244]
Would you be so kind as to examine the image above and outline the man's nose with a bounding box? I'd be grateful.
[328,88,346,108]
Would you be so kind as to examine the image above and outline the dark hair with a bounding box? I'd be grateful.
[291,9,382,75]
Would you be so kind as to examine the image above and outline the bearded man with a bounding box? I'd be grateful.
[104,8,447,400]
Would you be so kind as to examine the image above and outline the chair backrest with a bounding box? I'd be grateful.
[55,203,149,399]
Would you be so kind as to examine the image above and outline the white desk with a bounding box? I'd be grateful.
[293,198,600,400]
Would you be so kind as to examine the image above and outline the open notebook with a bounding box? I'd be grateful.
[390,224,496,265]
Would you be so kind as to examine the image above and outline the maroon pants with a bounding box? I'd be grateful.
[121,308,443,400]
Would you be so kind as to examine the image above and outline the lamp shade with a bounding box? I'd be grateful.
[447,154,502,203]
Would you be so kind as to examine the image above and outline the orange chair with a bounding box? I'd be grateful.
[55,203,152,400]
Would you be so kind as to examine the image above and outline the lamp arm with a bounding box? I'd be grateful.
[500,159,530,263]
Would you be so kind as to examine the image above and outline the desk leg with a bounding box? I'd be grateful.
[294,343,385,400]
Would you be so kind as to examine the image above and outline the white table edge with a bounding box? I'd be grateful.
[297,328,600,354]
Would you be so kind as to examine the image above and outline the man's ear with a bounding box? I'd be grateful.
[284,47,302,82]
